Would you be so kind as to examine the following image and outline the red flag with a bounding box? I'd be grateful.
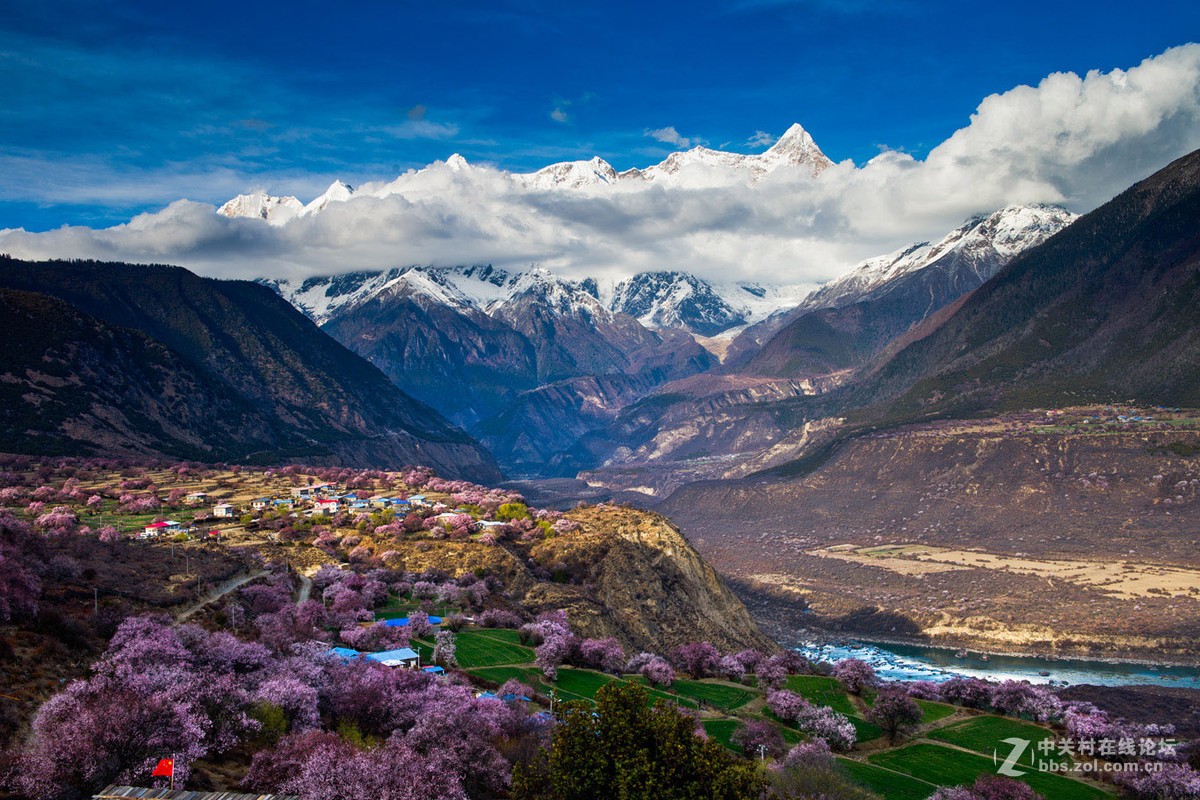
[151,758,174,777]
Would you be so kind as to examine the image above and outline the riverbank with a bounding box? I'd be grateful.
[788,634,1200,689]
[796,629,1200,670]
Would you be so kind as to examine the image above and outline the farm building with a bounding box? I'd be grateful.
[212,503,235,518]
[291,483,334,498]
[380,616,442,627]
[140,521,181,539]
[365,647,420,668]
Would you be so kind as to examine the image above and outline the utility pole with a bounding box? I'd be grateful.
[758,744,767,761]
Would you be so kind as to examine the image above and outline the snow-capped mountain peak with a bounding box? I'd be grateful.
[758,123,831,171]
[798,203,1079,311]
[301,180,355,215]
[217,123,832,218]
[216,192,303,225]
[262,264,805,337]
[518,156,618,190]
[633,124,831,186]
[608,271,812,337]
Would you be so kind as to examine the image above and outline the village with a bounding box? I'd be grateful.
[136,479,510,542]
[0,457,1188,800]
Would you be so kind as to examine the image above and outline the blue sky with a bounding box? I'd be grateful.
[2,0,1197,231]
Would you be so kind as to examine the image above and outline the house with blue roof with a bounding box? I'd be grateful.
[381,615,442,627]
[477,690,531,702]
[365,647,420,668]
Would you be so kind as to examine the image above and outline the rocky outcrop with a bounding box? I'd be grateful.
[384,504,776,656]
[530,505,778,654]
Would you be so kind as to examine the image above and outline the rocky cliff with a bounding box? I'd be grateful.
[383,504,777,655]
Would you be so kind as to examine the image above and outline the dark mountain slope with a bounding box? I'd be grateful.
[853,148,1200,423]
[323,292,539,428]
[0,258,500,479]
[0,288,277,460]
[316,275,715,472]
[739,302,903,379]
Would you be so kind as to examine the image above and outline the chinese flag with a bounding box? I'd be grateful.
[151,759,174,777]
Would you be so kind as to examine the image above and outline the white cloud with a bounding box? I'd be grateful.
[550,107,569,123]
[645,126,700,148]
[4,45,1200,288]
[380,119,460,140]
[746,130,777,149]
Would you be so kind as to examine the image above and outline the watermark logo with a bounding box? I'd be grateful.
[993,737,1175,777]
[994,737,1030,777]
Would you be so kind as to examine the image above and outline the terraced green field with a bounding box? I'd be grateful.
[657,677,757,709]
[550,668,621,701]
[787,675,860,717]
[702,719,743,753]
[915,700,957,724]
[870,743,1105,800]
[452,629,535,668]
[837,758,937,800]
[930,716,1070,765]
[466,666,697,709]
[466,665,542,687]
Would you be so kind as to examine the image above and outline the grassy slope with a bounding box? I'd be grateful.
[870,743,1105,800]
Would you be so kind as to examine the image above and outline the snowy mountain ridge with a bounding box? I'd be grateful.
[220,123,833,224]
[260,203,1075,337]
[796,204,1080,312]
[262,265,807,335]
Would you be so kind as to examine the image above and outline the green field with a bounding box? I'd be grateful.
[661,677,758,710]
[787,675,860,717]
[550,668,621,701]
[467,665,543,686]
[451,629,535,668]
[869,743,1105,800]
[374,604,460,621]
[703,719,744,753]
[373,605,423,620]
[837,758,937,800]
[466,667,698,709]
[781,675,883,741]
[915,700,957,724]
[930,716,1069,765]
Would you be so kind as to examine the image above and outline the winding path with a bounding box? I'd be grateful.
[297,573,313,604]
[175,569,269,623]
